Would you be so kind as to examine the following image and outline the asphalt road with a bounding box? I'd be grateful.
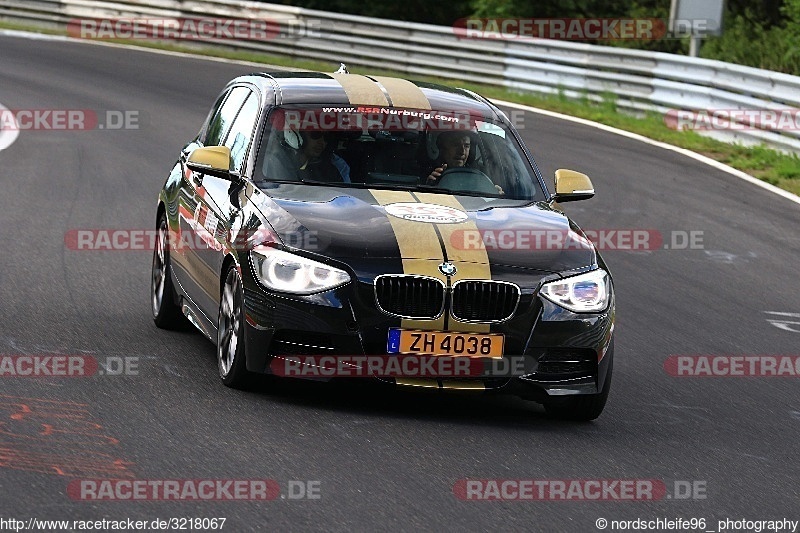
[1,32,799,532]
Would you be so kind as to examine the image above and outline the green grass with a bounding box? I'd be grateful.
[3,19,799,197]
[0,19,63,35]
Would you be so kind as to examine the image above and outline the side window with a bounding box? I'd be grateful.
[204,86,249,147]
[199,93,226,142]
[222,92,259,174]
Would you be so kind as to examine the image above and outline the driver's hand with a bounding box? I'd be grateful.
[494,184,504,194]
[426,163,447,184]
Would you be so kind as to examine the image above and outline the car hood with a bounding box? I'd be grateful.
[248,183,596,275]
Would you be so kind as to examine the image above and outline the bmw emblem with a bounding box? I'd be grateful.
[438,262,457,276]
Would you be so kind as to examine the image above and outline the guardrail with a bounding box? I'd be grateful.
[3,0,800,153]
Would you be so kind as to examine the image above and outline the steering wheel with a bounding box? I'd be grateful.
[437,168,499,195]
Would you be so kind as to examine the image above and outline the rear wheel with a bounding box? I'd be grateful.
[151,214,184,329]
[544,357,612,421]
[217,265,251,388]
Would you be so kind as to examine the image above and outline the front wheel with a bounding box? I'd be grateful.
[217,265,251,388]
[151,214,185,329]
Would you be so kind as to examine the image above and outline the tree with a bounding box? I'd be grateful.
[263,0,472,26]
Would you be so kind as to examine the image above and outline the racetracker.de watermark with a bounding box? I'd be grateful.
[0,109,139,131]
[665,108,800,131]
[454,18,665,40]
[63,228,317,252]
[67,479,321,501]
[449,229,704,251]
[0,355,139,377]
[664,355,800,377]
[67,17,321,41]
[271,355,487,378]
[452,18,718,41]
[453,479,707,501]
[270,356,607,379]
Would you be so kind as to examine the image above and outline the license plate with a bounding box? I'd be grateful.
[387,329,504,358]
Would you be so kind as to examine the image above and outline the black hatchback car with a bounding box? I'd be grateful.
[151,70,614,420]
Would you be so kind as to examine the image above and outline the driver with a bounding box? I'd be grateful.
[425,131,503,194]
[425,131,471,185]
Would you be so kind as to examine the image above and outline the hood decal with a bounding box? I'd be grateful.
[384,202,468,224]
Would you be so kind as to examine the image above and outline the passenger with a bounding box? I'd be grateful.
[295,131,350,183]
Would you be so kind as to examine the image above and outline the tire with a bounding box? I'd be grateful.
[544,356,613,421]
[217,265,251,388]
[151,214,185,329]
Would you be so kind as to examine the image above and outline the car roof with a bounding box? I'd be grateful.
[229,71,503,121]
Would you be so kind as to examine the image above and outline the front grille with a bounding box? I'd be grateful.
[374,275,520,323]
[374,275,445,319]
[451,280,520,322]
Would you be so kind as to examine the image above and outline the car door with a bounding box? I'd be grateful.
[174,86,251,321]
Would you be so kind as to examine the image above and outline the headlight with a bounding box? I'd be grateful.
[250,248,350,295]
[540,269,610,313]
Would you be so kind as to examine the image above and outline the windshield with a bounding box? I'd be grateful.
[253,105,545,201]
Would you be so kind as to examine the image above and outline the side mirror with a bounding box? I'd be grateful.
[552,169,595,203]
[186,146,233,179]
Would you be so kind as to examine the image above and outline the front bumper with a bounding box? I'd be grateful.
[241,270,614,401]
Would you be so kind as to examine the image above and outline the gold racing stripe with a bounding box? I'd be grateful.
[330,73,389,106]
[414,193,491,333]
[369,76,432,110]
[370,190,446,331]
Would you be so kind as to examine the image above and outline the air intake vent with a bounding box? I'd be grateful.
[536,348,596,378]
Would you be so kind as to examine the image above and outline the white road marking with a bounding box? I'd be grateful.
[0,101,20,151]
[764,311,800,333]
[766,320,800,333]
[703,250,758,263]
